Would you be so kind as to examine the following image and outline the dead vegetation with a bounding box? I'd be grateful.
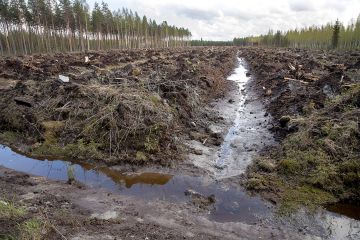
[241,47,360,211]
[0,47,236,165]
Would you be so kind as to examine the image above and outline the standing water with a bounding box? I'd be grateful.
[0,144,270,223]
[215,58,275,178]
[0,58,359,238]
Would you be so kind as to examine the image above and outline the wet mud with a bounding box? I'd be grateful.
[0,47,359,239]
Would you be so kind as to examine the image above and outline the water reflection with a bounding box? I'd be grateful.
[0,145,173,189]
[0,144,269,223]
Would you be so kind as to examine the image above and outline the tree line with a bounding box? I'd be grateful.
[191,39,233,46]
[234,15,360,49]
[0,0,192,56]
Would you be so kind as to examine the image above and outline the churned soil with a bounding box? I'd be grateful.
[0,47,237,166]
[240,47,360,207]
[1,46,359,239]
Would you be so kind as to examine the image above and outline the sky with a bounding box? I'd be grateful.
[87,0,360,40]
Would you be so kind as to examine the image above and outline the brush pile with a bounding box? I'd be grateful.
[0,47,236,165]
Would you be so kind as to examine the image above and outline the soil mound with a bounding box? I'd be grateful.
[0,47,237,165]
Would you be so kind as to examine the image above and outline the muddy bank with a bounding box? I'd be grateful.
[240,47,360,138]
[186,57,275,179]
[0,47,237,166]
[1,47,359,239]
[2,165,359,240]
[239,47,360,207]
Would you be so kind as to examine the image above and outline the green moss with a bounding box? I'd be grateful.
[246,174,336,214]
[278,159,301,174]
[41,121,65,144]
[0,198,47,239]
[246,81,360,213]
[0,131,19,144]
[31,139,102,160]
[340,160,360,187]
[0,199,48,239]
[0,234,16,240]
[64,139,102,159]
[279,184,336,215]
[31,141,64,157]
[2,111,24,131]
[320,122,332,136]
[283,131,312,151]
[31,121,68,157]
[307,165,339,190]
[288,148,329,166]
[132,68,141,76]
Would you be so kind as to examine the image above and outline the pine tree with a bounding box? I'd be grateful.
[0,0,191,55]
[332,19,341,49]
[232,16,360,50]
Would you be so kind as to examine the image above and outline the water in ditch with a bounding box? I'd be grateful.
[0,58,359,239]
[215,58,275,178]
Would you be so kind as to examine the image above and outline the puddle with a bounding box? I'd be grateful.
[215,58,275,178]
[0,59,359,238]
[326,203,360,221]
[1,145,359,238]
[0,145,172,189]
[0,144,269,223]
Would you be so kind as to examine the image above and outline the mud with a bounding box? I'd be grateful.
[1,47,360,239]
[239,47,360,217]
[1,163,359,239]
[186,57,275,179]
[0,144,271,224]
[239,47,360,139]
[1,155,359,239]
[0,47,237,165]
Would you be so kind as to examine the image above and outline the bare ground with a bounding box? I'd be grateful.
[1,166,333,240]
[1,47,360,239]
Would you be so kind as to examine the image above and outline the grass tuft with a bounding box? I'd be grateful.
[0,200,26,219]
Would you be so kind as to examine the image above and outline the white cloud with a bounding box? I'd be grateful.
[87,0,360,40]
[289,0,315,12]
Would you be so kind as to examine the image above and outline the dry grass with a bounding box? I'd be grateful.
[247,83,360,211]
[0,48,237,164]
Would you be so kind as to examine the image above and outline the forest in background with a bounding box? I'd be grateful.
[1,1,359,55]
[0,0,192,56]
[234,16,360,49]
[191,39,233,46]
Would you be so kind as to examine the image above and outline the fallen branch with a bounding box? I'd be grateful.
[284,77,310,85]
